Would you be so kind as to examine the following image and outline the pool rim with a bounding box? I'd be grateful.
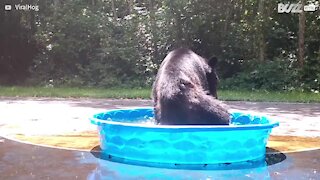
[90,107,279,131]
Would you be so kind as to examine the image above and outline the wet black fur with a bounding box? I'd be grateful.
[152,48,230,125]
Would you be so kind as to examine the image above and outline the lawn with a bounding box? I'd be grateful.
[0,86,151,99]
[219,90,320,103]
[0,86,319,103]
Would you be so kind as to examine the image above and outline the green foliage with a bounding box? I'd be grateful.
[28,0,145,87]
[1,0,320,93]
[0,0,38,85]
[221,55,320,92]
[299,52,320,92]
[220,58,299,91]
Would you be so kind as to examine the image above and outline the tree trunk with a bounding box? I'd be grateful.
[298,0,306,68]
[127,0,133,14]
[175,17,183,47]
[167,1,183,47]
[149,0,159,65]
[257,0,265,62]
[222,1,231,38]
[53,0,60,15]
[111,0,117,21]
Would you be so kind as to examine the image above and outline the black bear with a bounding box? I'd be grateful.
[152,48,230,125]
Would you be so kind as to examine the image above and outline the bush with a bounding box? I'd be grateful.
[299,54,320,92]
[220,58,299,91]
[28,1,147,88]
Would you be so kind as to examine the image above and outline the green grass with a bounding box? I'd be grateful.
[219,90,320,103]
[0,86,151,99]
[0,86,319,103]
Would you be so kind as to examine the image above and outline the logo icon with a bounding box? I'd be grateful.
[5,5,12,11]
[304,4,317,12]
[278,3,318,13]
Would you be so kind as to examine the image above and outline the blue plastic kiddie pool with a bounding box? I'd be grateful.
[90,107,279,169]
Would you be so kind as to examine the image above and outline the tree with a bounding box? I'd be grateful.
[257,0,266,62]
[298,0,306,68]
[111,0,118,21]
[0,0,38,85]
[1,0,319,91]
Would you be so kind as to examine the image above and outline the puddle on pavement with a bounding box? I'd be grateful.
[87,147,319,179]
[0,136,319,179]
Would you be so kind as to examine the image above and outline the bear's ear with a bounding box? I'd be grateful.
[208,56,218,68]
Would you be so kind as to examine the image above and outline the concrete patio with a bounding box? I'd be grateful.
[0,98,319,179]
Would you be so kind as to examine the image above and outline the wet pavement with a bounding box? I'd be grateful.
[0,98,320,179]
[1,137,319,180]
[0,98,319,137]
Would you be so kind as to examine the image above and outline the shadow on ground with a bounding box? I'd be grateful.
[90,145,286,170]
